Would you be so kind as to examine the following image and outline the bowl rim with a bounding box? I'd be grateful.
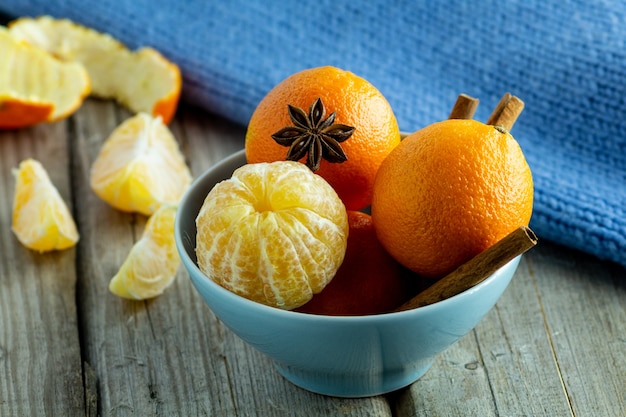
[175,148,520,323]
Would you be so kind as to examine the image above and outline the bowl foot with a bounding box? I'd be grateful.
[273,358,435,398]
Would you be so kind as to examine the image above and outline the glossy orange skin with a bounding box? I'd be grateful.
[372,119,534,279]
[245,66,401,211]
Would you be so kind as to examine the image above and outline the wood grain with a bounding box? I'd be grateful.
[68,101,392,416]
[393,253,572,417]
[0,122,84,416]
[1,99,624,416]
[529,242,626,416]
[471,252,574,416]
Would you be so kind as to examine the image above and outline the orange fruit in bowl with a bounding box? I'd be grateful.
[245,66,401,211]
[195,160,349,310]
[109,204,180,300]
[9,16,182,123]
[0,26,90,129]
[296,211,419,316]
[371,119,534,279]
[90,112,192,216]
[12,159,79,252]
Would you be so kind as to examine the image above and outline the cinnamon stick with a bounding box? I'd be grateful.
[448,93,479,120]
[486,92,525,131]
[394,226,537,312]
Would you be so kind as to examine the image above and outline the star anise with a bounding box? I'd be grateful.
[271,97,355,171]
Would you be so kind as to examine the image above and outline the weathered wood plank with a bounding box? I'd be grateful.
[71,100,393,416]
[70,100,237,415]
[470,251,574,416]
[5,96,622,416]
[177,104,393,416]
[0,122,85,415]
[394,240,626,417]
[529,241,626,417]
[392,328,498,416]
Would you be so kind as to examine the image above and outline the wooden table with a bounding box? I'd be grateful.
[1,99,625,416]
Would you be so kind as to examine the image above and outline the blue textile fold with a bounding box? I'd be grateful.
[1,0,625,268]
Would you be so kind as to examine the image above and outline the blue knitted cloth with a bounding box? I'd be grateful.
[2,1,625,268]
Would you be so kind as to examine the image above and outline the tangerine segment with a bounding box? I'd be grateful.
[9,16,181,123]
[195,161,349,310]
[245,66,400,210]
[12,159,79,252]
[109,205,180,300]
[90,113,192,216]
[0,27,90,128]
[372,119,533,278]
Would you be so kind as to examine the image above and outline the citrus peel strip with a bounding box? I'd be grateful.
[0,26,90,128]
[9,16,181,123]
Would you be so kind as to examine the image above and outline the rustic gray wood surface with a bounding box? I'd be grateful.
[0,99,624,416]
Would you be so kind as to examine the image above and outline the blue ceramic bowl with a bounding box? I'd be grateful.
[175,149,521,398]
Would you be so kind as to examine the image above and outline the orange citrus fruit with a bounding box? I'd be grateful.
[195,161,349,310]
[90,112,192,215]
[296,211,417,316]
[9,16,182,123]
[109,204,180,300]
[371,119,534,279]
[0,26,90,129]
[245,66,401,211]
[12,159,79,252]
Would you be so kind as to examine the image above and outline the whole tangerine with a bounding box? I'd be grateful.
[296,211,419,316]
[245,66,401,210]
[371,119,533,279]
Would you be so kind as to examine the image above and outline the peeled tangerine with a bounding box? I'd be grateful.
[12,159,79,252]
[195,161,349,310]
[90,113,192,216]
[109,204,180,300]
